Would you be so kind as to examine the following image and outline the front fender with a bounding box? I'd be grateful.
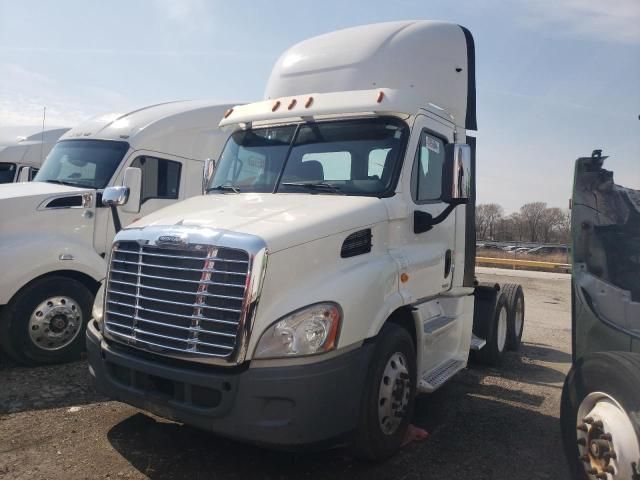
[0,237,106,305]
[246,227,405,359]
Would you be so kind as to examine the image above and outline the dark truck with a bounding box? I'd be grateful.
[561,150,640,480]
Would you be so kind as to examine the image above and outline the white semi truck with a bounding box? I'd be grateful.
[0,128,70,183]
[0,101,233,365]
[87,21,526,459]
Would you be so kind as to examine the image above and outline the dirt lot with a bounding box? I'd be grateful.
[0,268,572,480]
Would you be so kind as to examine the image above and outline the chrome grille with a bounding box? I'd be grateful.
[104,240,250,359]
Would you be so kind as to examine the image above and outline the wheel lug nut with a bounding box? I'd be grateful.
[586,468,598,475]
[604,466,615,474]
[595,474,607,480]
[604,451,617,460]
[580,455,590,463]
[584,417,594,424]
[593,420,603,429]
[577,423,589,432]
[577,438,587,446]
[600,433,612,441]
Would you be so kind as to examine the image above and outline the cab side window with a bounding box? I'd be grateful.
[131,156,181,203]
[411,132,445,203]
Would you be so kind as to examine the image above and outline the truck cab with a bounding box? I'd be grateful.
[561,150,640,480]
[0,128,70,183]
[0,101,234,365]
[87,21,525,459]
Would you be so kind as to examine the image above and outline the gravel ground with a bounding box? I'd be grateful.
[0,268,572,480]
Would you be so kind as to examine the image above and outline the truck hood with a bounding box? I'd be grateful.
[0,181,92,200]
[127,193,389,252]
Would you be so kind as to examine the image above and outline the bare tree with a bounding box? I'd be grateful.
[539,207,565,243]
[520,202,547,242]
[476,203,504,240]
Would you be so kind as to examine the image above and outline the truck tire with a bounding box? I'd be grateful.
[0,276,94,366]
[352,323,417,461]
[561,352,640,480]
[501,283,525,350]
[473,292,509,366]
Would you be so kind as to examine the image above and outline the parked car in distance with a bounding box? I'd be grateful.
[527,246,568,256]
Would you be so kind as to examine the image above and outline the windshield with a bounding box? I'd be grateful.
[0,162,17,183]
[208,117,408,196]
[34,139,129,189]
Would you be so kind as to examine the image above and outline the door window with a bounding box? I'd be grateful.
[411,132,446,202]
[0,162,16,183]
[130,156,181,203]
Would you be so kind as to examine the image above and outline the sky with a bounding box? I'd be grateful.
[0,0,638,211]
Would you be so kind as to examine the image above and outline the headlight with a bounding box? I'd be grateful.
[92,282,105,329]
[254,302,342,359]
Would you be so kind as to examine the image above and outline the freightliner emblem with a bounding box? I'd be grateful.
[157,233,188,245]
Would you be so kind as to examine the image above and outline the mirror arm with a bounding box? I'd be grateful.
[414,199,467,234]
[110,205,122,233]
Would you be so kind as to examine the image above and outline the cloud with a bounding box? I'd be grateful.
[0,62,134,128]
[521,0,640,44]
[150,0,215,33]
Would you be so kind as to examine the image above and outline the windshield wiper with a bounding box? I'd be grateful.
[281,182,344,194]
[206,183,240,193]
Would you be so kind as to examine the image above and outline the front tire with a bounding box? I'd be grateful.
[352,323,417,461]
[560,352,640,480]
[0,276,94,366]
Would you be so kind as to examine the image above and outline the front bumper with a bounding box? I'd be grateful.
[87,320,373,448]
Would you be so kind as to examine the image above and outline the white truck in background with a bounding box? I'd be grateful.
[88,21,526,459]
[0,128,70,183]
[0,101,234,365]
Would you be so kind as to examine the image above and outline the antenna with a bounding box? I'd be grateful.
[40,106,46,163]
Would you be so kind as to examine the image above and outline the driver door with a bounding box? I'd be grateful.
[100,152,188,252]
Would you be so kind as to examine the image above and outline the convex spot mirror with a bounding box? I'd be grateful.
[102,186,129,207]
[441,143,471,204]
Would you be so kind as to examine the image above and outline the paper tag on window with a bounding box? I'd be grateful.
[425,136,440,154]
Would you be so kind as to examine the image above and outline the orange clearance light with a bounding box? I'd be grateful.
[272,100,281,112]
[223,108,233,118]
[400,273,409,283]
[288,99,297,110]
[305,96,314,108]
[377,91,385,103]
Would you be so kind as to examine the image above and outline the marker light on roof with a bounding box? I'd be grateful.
[377,91,384,103]
[223,108,234,118]
[287,99,297,110]
[272,100,281,112]
[305,97,314,108]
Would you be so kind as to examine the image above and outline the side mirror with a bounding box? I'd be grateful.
[121,167,142,213]
[203,158,216,193]
[17,167,32,182]
[442,144,471,204]
[102,186,129,207]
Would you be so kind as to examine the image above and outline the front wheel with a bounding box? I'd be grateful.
[560,352,640,480]
[352,323,417,461]
[0,276,94,366]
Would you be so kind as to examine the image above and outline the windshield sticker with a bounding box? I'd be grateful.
[425,136,440,154]
[248,156,265,169]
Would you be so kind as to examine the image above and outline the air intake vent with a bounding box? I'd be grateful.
[45,195,83,208]
[341,229,372,258]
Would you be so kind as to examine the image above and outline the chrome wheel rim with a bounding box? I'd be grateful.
[378,352,411,435]
[496,306,508,353]
[514,297,524,338]
[28,296,83,351]
[576,391,640,479]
